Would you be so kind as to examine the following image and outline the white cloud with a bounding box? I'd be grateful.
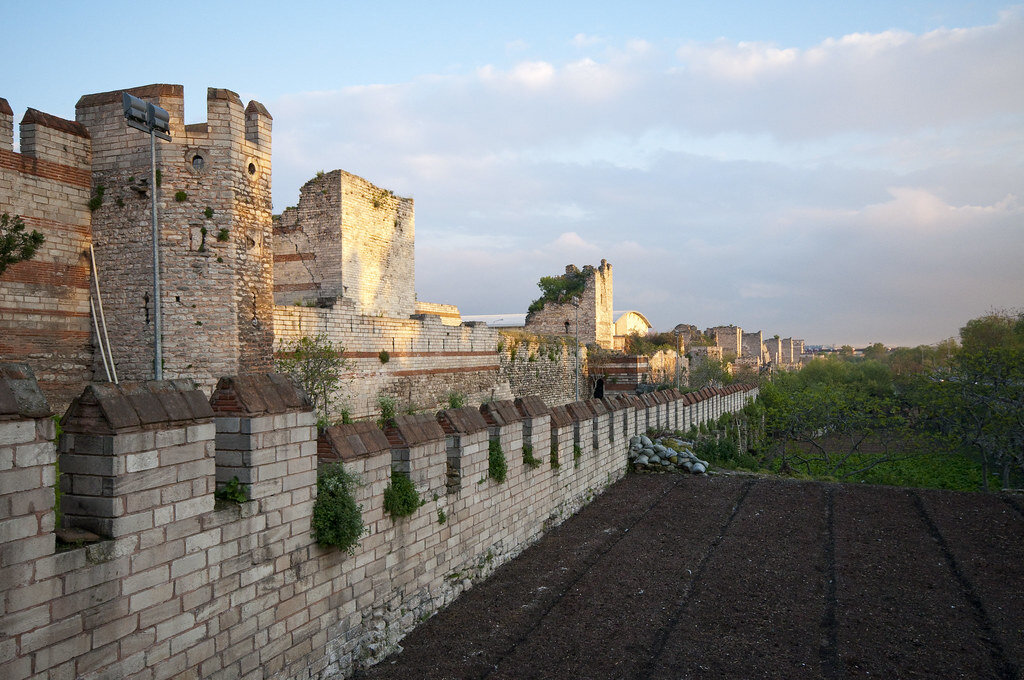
[571,33,603,49]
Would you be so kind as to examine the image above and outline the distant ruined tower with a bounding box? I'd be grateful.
[75,84,275,389]
[707,325,743,359]
[525,260,613,349]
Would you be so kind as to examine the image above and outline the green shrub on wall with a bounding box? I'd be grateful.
[549,443,560,469]
[311,464,365,553]
[523,443,542,469]
[488,439,507,483]
[383,471,424,518]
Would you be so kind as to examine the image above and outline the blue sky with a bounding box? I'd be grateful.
[4,1,1022,346]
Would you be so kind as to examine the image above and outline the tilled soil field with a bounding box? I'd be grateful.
[355,474,1024,680]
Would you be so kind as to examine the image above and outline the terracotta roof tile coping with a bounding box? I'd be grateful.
[437,407,489,435]
[514,395,550,419]
[321,421,390,462]
[0,363,51,419]
[210,374,310,417]
[548,405,573,429]
[61,379,213,434]
[480,400,522,427]
[385,413,445,447]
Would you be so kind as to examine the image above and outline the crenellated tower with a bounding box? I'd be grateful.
[75,84,275,390]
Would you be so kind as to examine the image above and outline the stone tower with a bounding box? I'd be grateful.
[273,169,415,317]
[75,84,274,390]
[525,260,613,349]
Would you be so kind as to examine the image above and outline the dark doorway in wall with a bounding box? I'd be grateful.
[593,378,604,399]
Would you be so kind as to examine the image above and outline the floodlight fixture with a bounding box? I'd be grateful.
[122,92,172,379]
[122,92,171,140]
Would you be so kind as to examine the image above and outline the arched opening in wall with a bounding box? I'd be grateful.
[593,378,604,399]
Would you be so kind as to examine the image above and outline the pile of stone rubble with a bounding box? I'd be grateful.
[628,434,709,474]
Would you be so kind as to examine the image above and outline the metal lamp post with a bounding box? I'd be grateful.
[122,92,171,380]
[565,301,581,401]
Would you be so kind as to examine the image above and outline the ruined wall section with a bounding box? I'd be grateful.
[274,170,414,318]
[274,305,511,419]
[273,171,345,304]
[0,100,94,411]
[708,325,743,359]
[497,331,585,405]
[75,85,275,390]
[524,260,613,349]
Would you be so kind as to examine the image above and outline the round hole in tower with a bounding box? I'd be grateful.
[248,162,257,176]
[192,154,205,171]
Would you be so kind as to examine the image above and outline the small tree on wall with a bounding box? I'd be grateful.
[0,213,45,277]
[275,334,350,428]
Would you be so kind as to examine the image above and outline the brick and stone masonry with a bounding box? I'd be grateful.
[524,260,614,349]
[74,85,276,391]
[0,362,757,680]
[0,101,94,409]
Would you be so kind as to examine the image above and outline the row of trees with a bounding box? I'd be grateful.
[754,311,1023,491]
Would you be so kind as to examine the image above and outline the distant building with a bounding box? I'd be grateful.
[612,310,653,350]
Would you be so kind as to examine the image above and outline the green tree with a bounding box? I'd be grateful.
[526,266,587,316]
[275,335,350,427]
[921,312,1024,490]
[688,357,731,390]
[0,213,45,276]
[760,358,917,479]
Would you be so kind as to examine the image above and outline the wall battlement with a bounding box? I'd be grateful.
[0,363,756,680]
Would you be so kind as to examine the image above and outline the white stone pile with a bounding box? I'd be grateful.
[628,434,709,474]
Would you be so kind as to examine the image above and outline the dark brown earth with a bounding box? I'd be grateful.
[355,474,1024,680]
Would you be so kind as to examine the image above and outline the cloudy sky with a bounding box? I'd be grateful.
[6,1,1022,346]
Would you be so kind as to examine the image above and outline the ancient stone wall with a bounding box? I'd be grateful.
[74,85,275,391]
[0,365,757,680]
[708,325,743,359]
[274,305,511,419]
[742,330,766,366]
[0,100,94,411]
[524,260,613,349]
[496,331,585,405]
[273,170,414,318]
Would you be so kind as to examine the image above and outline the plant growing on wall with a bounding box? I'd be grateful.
[488,439,507,483]
[573,444,582,467]
[378,350,390,364]
[214,476,248,504]
[526,265,587,317]
[383,471,424,518]
[311,463,365,552]
[446,391,466,409]
[523,443,542,469]
[550,443,560,469]
[275,335,350,428]
[377,394,397,429]
[174,190,188,202]
[0,213,45,276]
[88,185,105,211]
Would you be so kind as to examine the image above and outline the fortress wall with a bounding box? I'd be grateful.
[0,367,771,680]
[0,100,94,411]
[496,331,584,406]
[273,305,512,420]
